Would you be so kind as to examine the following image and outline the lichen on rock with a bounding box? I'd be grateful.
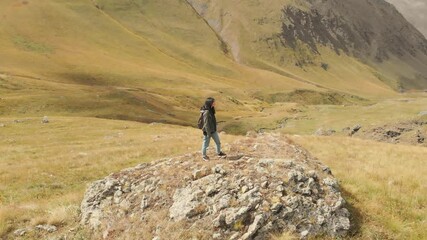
[80,133,350,239]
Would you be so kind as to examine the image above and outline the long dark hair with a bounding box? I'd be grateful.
[202,97,215,114]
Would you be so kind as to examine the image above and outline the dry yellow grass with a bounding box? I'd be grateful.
[289,135,427,239]
[0,116,238,237]
[1,115,427,239]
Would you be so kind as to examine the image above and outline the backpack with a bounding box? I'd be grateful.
[197,111,204,129]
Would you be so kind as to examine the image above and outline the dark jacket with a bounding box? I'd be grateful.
[201,107,217,134]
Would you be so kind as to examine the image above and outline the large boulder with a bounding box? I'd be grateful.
[80,133,350,239]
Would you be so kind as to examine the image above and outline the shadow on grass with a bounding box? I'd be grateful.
[341,187,363,238]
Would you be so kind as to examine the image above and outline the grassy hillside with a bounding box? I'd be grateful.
[0,0,322,124]
[0,116,239,238]
[0,0,405,127]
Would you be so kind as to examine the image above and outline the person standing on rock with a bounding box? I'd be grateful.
[201,97,226,161]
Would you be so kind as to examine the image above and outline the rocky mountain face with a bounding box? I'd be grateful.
[282,0,427,61]
[80,133,350,239]
[186,0,427,90]
[386,0,427,38]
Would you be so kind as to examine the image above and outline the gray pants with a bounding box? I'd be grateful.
[202,132,221,156]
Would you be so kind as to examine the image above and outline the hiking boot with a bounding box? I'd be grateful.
[217,152,227,157]
[202,155,210,161]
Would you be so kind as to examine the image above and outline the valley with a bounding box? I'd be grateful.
[1,0,427,239]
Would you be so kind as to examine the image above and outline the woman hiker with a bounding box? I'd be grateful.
[200,97,226,161]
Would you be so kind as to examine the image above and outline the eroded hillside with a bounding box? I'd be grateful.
[187,0,427,90]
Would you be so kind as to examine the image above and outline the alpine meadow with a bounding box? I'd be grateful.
[1,0,426,239]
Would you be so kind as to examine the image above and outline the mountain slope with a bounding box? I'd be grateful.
[386,0,427,38]
[0,0,319,124]
[186,0,427,90]
[2,0,426,124]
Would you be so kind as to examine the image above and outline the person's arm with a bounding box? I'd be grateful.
[203,111,212,135]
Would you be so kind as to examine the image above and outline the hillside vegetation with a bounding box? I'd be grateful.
[3,0,421,126]
[0,117,239,238]
[1,0,427,239]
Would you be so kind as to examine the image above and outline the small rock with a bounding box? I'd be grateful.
[282,160,294,168]
[212,232,221,239]
[323,177,339,190]
[114,190,123,204]
[275,185,285,196]
[287,170,306,182]
[227,155,243,161]
[218,195,231,210]
[155,225,161,235]
[229,232,240,240]
[169,187,206,220]
[213,213,226,228]
[141,195,149,210]
[212,165,227,175]
[385,130,400,138]
[317,215,325,225]
[36,224,57,233]
[14,228,27,236]
[261,181,269,188]
[225,206,250,226]
[315,128,336,136]
[0,123,5,127]
[301,230,309,238]
[205,186,217,196]
[103,229,111,239]
[240,214,265,239]
[42,116,49,124]
[342,127,351,132]
[192,168,211,180]
[322,166,332,174]
[307,170,318,179]
[258,158,274,167]
[332,216,351,237]
[271,203,283,213]
[350,124,362,136]
[416,130,425,144]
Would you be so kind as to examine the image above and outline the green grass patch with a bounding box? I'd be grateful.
[254,89,369,105]
[13,36,54,54]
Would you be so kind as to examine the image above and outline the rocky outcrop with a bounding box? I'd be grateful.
[80,133,350,239]
[315,128,336,136]
[282,0,427,60]
[186,0,427,90]
[354,117,427,146]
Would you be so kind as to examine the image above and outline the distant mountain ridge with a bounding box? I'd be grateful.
[186,0,427,90]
